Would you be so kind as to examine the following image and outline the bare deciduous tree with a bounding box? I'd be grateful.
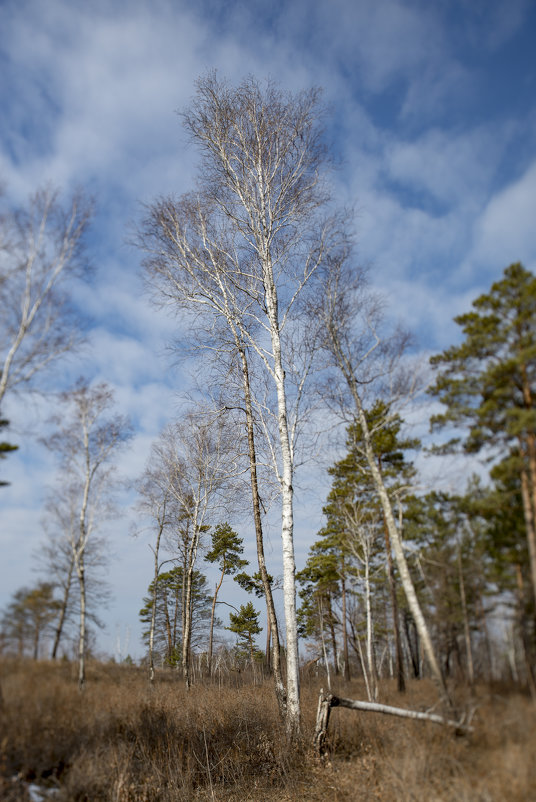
[37,488,111,660]
[155,410,233,689]
[0,186,92,407]
[47,380,131,688]
[141,74,340,736]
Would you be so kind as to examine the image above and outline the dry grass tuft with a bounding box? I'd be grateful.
[0,659,535,800]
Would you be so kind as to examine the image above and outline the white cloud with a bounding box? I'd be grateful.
[385,125,507,207]
[470,160,536,273]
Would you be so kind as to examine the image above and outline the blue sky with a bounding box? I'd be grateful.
[1,0,535,659]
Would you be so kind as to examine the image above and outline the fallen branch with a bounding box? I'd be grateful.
[333,695,474,730]
[313,690,474,758]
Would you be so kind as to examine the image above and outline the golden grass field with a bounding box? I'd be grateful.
[1,659,535,801]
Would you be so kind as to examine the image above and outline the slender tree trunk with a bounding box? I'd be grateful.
[148,522,164,682]
[352,621,372,701]
[162,588,173,662]
[352,392,450,706]
[208,570,225,677]
[76,554,86,690]
[476,591,492,682]
[363,547,378,701]
[76,423,92,691]
[457,542,474,685]
[383,521,405,692]
[183,565,194,689]
[327,594,339,676]
[181,516,202,689]
[519,366,536,613]
[238,344,286,714]
[515,563,536,695]
[33,627,39,661]
[265,612,271,669]
[341,571,350,681]
[263,264,300,738]
[520,454,536,614]
[319,598,332,691]
[404,611,420,679]
[51,558,74,660]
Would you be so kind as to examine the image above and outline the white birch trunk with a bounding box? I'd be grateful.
[353,395,449,705]
[364,548,378,701]
[264,269,300,738]
[148,517,165,684]
[76,552,86,690]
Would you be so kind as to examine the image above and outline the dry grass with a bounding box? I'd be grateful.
[0,659,535,801]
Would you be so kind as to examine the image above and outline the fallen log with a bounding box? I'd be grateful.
[313,689,474,757]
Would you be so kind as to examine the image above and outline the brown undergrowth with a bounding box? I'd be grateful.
[0,659,535,801]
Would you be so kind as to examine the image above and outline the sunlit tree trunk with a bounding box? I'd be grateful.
[238,344,286,713]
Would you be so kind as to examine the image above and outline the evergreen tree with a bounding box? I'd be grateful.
[139,567,213,667]
[227,601,262,668]
[472,458,534,681]
[404,490,489,683]
[297,546,341,675]
[429,263,536,614]
[0,583,60,658]
[204,523,247,674]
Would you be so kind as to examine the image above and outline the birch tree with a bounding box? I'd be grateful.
[141,74,339,736]
[157,411,232,689]
[0,187,92,407]
[38,488,112,660]
[135,438,178,681]
[316,258,451,706]
[47,380,131,688]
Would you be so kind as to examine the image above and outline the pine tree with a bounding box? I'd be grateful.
[297,546,342,676]
[139,567,213,667]
[404,490,489,683]
[205,523,247,675]
[0,583,59,658]
[227,601,262,668]
[429,263,536,616]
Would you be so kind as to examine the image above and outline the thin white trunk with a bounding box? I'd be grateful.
[265,275,300,737]
[352,393,449,706]
[364,550,378,701]
[253,139,300,732]
[355,628,372,702]
[51,555,74,660]
[76,552,86,690]
[149,516,165,683]
[75,424,92,690]
[319,598,332,692]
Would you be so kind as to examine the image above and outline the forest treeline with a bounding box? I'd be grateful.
[1,75,535,739]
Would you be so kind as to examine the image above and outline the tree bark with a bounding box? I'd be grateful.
[148,518,165,682]
[51,557,74,660]
[207,570,225,677]
[341,571,350,681]
[76,555,86,690]
[383,522,405,692]
[238,344,286,714]
[457,541,474,685]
